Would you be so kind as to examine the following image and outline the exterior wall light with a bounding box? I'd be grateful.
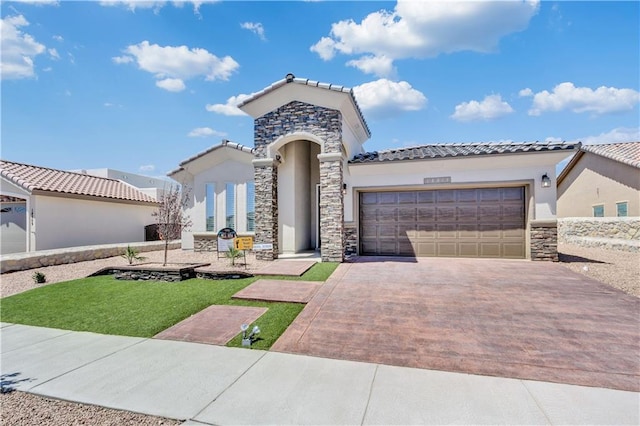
[342,183,347,195]
[541,173,551,188]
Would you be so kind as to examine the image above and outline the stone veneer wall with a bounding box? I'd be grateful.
[558,217,640,252]
[344,224,358,259]
[319,154,344,262]
[253,100,344,261]
[530,221,559,261]
[253,163,279,260]
[0,240,181,273]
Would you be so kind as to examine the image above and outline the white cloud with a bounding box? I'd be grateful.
[155,77,185,92]
[347,55,395,79]
[528,82,640,116]
[113,41,239,91]
[100,1,167,12]
[187,127,227,138]
[240,22,266,41]
[139,164,155,172]
[353,79,427,119]
[9,0,59,4]
[112,55,133,64]
[451,94,514,122]
[48,48,60,59]
[580,126,640,145]
[53,34,64,42]
[519,88,533,97]
[205,93,252,116]
[311,0,539,77]
[100,1,217,14]
[0,15,46,80]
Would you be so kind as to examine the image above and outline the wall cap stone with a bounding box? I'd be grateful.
[531,219,558,228]
[252,158,280,168]
[317,152,343,162]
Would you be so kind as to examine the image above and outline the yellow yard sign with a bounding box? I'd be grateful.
[235,237,254,250]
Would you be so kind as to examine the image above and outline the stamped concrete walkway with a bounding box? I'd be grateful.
[273,257,640,392]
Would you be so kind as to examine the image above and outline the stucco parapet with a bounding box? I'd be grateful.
[317,152,343,162]
[530,219,558,228]
[252,158,280,168]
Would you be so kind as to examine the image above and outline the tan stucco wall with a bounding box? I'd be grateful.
[558,154,640,217]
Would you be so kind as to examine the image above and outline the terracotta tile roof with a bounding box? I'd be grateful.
[237,73,371,138]
[0,160,158,204]
[581,142,640,168]
[349,141,580,163]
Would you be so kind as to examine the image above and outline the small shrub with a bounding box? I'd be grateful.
[225,247,243,266]
[32,272,46,284]
[121,245,147,265]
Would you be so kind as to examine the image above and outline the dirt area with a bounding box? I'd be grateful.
[558,242,639,297]
[0,249,271,298]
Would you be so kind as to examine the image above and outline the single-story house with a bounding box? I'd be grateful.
[557,142,640,217]
[0,160,159,254]
[170,74,579,262]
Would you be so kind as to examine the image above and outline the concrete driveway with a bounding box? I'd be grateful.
[272,257,640,392]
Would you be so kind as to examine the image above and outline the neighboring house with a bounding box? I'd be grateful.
[0,160,158,254]
[70,168,172,200]
[171,74,579,262]
[557,142,640,218]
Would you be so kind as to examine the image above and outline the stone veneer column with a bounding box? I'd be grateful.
[253,158,279,261]
[318,152,344,262]
[530,219,559,261]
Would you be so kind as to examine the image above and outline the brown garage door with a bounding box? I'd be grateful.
[359,187,525,258]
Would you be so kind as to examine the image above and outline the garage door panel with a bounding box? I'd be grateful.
[459,243,479,257]
[503,187,525,201]
[416,242,436,256]
[437,242,457,257]
[417,192,435,204]
[457,189,478,203]
[417,224,436,238]
[360,187,525,259]
[377,207,397,222]
[361,192,378,205]
[417,207,436,220]
[480,243,501,258]
[503,243,526,258]
[437,190,456,203]
[437,207,456,221]
[378,192,398,204]
[457,206,478,221]
[458,224,479,238]
[398,207,416,221]
[379,241,398,254]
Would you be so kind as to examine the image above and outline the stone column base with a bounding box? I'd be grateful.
[530,219,559,262]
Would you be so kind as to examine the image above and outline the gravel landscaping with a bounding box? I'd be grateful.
[558,242,639,297]
[0,391,181,426]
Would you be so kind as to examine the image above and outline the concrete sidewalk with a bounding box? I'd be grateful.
[1,323,638,425]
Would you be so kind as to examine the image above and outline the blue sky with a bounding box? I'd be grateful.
[2,0,639,179]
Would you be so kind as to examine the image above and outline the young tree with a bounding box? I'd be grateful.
[153,185,192,266]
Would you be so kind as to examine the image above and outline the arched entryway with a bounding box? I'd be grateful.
[276,139,322,254]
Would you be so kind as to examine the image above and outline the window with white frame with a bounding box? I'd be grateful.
[616,201,628,217]
[592,204,604,217]
[225,182,235,229]
[246,182,255,232]
[205,183,215,231]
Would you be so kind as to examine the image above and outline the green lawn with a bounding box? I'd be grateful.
[0,262,338,350]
